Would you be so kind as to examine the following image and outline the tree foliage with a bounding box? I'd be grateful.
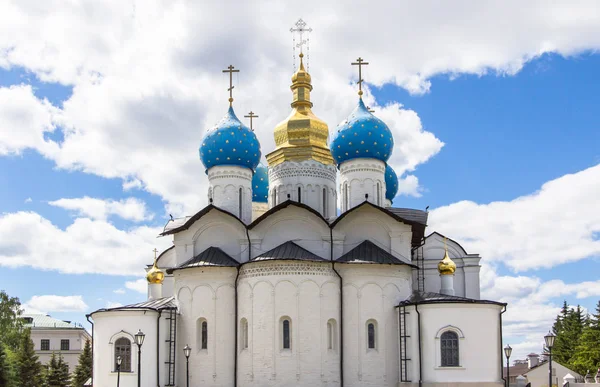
[45,352,70,387]
[16,329,42,387]
[571,301,600,375]
[0,291,24,350]
[71,340,91,387]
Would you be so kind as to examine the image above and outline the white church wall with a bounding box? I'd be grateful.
[237,261,340,387]
[421,233,481,299]
[268,159,337,219]
[207,165,253,224]
[338,158,386,212]
[402,303,503,386]
[172,209,249,265]
[332,205,412,263]
[91,311,158,387]
[175,267,237,387]
[248,205,331,260]
[337,264,413,387]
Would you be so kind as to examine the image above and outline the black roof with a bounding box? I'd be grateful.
[90,297,177,316]
[388,207,428,226]
[335,240,417,267]
[248,200,329,229]
[160,205,245,236]
[252,241,327,262]
[168,247,239,273]
[397,291,506,307]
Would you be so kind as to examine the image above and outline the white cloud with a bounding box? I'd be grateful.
[429,163,600,272]
[0,211,171,275]
[24,197,32,203]
[23,295,88,313]
[125,279,147,294]
[105,301,123,308]
[49,196,153,222]
[113,289,125,295]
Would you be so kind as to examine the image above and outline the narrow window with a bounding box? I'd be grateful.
[61,339,69,351]
[282,319,291,349]
[322,188,327,217]
[440,331,459,366]
[297,187,302,203]
[377,182,381,206]
[114,337,131,372]
[41,339,50,351]
[367,321,376,349]
[240,318,249,349]
[202,321,208,349]
[327,319,337,350]
[274,189,277,205]
[343,182,348,211]
[239,187,243,218]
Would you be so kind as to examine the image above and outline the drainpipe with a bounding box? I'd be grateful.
[500,305,507,387]
[157,310,162,387]
[415,304,422,387]
[85,314,94,386]
[330,226,344,387]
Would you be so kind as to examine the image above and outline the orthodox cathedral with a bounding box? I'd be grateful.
[90,48,507,387]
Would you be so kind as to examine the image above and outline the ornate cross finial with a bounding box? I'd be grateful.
[244,111,259,131]
[290,18,312,71]
[153,248,158,259]
[222,65,240,106]
[351,57,369,97]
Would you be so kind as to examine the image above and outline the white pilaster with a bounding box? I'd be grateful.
[207,165,253,224]
[338,158,386,212]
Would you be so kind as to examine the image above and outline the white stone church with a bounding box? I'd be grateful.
[89,53,507,387]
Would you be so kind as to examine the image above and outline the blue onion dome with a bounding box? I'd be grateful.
[330,98,394,166]
[199,106,261,172]
[385,164,399,203]
[252,163,269,203]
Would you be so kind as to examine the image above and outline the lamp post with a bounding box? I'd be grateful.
[134,329,146,387]
[116,355,122,387]
[544,331,556,387]
[183,344,192,387]
[504,344,512,387]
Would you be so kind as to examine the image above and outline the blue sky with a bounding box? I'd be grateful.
[1,1,600,361]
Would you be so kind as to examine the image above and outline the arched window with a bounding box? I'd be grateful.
[367,320,377,350]
[114,338,131,372]
[376,182,381,206]
[322,188,327,217]
[440,331,459,366]
[240,318,248,350]
[327,319,337,350]
[197,319,208,350]
[297,187,302,203]
[239,187,243,218]
[281,318,291,349]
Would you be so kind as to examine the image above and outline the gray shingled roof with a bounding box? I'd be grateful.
[252,241,327,262]
[387,207,428,225]
[335,240,416,267]
[168,247,239,273]
[91,297,177,315]
[397,291,506,307]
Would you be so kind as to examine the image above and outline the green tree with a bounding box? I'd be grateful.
[571,301,600,375]
[45,353,70,387]
[0,291,24,350]
[16,329,42,387]
[552,302,586,367]
[0,344,9,387]
[71,340,91,387]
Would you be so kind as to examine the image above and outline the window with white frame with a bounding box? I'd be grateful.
[440,331,459,367]
[366,319,377,350]
[114,337,131,372]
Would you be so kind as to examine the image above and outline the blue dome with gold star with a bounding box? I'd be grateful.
[330,98,394,166]
[385,164,399,203]
[199,106,261,172]
[252,163,268,203]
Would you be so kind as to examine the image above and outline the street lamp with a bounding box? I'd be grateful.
[183,344,192,387]
[135,329,146,387]
[116,355,122,387]
[504,344,512,387]
[544,331,556,387]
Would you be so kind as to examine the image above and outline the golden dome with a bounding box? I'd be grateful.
[438,238,456,275]
[266,53,334,167]
[146,253,165,284]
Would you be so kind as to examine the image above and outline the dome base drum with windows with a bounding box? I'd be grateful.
[90,47,507,387]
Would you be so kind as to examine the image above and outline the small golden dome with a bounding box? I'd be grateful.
[146,250,165,284]
[438,238,456,275]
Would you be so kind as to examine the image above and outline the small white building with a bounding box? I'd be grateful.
[521,353,583,387]
[89,52,508,387]
[23,314,91,374]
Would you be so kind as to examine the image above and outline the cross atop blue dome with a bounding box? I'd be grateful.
[252,163,268,203]
[199,106,261,173]
[385,164,399,203]
[330,98,394,166]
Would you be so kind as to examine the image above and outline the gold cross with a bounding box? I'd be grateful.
[351,57,369,96]
[222,65,240,106]
[244,111,259,131]
[153,248,158,260]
